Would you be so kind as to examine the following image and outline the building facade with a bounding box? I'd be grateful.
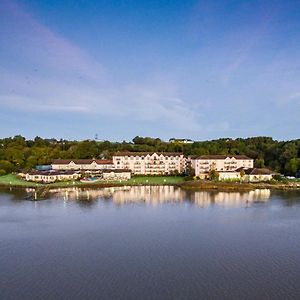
[218,171,241,180]
[20,170,80,183]
[190,155,254,178]
[102,169,132,181]
[52,159,114,171]
[169,138,194,144]
[243,168,276,182]
[112,152,186,175]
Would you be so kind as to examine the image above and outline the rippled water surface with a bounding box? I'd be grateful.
[1,186,300,300]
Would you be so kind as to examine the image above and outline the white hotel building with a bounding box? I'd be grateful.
[190,155,254,179]
[112,152,186,175]
[52,159,115,171]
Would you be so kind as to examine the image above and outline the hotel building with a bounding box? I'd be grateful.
[51,159,115,171]
[190,155,254,179]
[112,152,186,175]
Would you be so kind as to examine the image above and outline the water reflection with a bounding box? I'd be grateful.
[23,186,273,207]
[1,187,300,300]
[191,189,271,208]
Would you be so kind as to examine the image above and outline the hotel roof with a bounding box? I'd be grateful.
[52,159,113,165]
[191,155,252,160]
[102,169,132,173]
[27,170,78,176]
[113,152,184,157]
[244,168,276,175]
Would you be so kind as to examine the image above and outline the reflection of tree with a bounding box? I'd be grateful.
[76,198,97,208]
[275,190,300,207]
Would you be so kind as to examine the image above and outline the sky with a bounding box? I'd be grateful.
[0,0,300,141]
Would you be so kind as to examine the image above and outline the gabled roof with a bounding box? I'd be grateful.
[52,159,113,165]
[102,169,132,173]
[113,152,184,157]
[191,155,252,160]
[244,168,276,175]
[27,170,78,176]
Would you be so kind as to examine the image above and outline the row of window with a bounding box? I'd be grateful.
[121,156,181,161]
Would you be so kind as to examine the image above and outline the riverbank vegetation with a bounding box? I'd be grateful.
[0,174,186,188]
[0,135,299,177]
[0,173,299,192]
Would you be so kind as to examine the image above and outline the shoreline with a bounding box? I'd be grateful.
[178,181,300,191]
[0,179,300,192]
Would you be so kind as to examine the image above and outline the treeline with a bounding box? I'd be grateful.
[0,135,299,176]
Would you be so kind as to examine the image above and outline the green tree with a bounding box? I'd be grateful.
[208,170,219,181]
[0,160,14,173]
[285,158,299,176]
[254,158,265,168]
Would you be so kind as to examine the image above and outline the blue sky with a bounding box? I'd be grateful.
[0,0,299,141]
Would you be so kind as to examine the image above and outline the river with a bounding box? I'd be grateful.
[1,186,300,299]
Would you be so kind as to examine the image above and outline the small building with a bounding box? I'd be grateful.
[218,171,241,180]
[189,155,254,178]
[102,169,131,181]
[243,168,276,182]
[169,138,194,144]
[20,170,80,183]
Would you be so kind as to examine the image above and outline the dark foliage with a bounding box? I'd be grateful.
[0,135,299,176]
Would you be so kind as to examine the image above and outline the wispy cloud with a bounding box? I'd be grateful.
[278,92,300,105]
[0,0,102,78]
[0,0,205,135]
[287,92,300,101]
[220,8,277,86]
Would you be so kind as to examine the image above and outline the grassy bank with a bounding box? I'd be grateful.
[0,174,186,189]
[0,174,35,187]
[179,179,300,191]
[179,180,254,191]
[0,174,299,191]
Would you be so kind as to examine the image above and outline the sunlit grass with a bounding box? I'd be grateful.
[0,174,185,187]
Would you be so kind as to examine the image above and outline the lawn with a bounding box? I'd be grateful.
[0,174,40,186]
[127,176,185,185]
[0,174,185,188]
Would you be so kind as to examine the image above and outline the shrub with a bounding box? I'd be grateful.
[208,170,219,181]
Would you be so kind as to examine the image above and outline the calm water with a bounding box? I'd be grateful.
[1,186,300,300]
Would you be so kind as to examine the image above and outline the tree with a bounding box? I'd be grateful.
[0,160,14,174]
[186,162,195,177]
[208,170,219,181]
[285,158,299,176]
[255,158,265,168]
[74,140,98,159]
[240,169,245,182]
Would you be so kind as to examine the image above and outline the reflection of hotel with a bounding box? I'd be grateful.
[112,152,186,175]
[48,187,121,201]
[112,185,185,205]
[192,189,271,207]
[43,186,271,207]
[45,186,186,204]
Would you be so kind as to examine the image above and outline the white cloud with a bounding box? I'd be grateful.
[0,0,207,136]
[288,92,300,101]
